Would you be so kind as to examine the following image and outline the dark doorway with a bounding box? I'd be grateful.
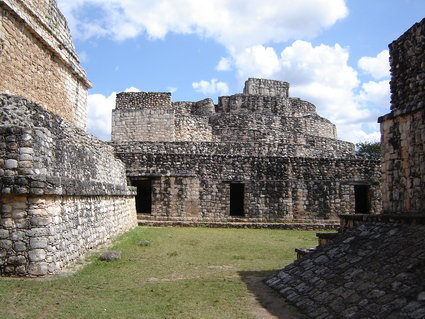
[355,185,370,214]
[230,183,245,216]
[132,179,152,214]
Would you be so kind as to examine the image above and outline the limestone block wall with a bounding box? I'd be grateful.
[174,116,213,142]
[116,92,171,110]
[243,78,289,97]
[112,108,175,142]
[0,95,137,276]
[120,149,381,221]
[150,176,201,218]
[0,194,136,276]
[388,18,425,112]
[0,0,90,130]
[378,18,425,214]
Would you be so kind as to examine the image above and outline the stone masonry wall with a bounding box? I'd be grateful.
[378,18,425,214]
[116,92,171,110]
[0,0,90,130]
[0,95,137,276]
[0,194,136,276]
[243,78,289,97]
[388,18,425,112]
[112,108,175,142]
[117,149,381,220]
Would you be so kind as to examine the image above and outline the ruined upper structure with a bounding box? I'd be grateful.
[112,79,381,221]
[113,78,338,147]
[0,0,91,129]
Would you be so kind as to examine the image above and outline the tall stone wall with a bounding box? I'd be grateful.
[378,18,425,214]
[0,0,90,130]
[0,95,137,276]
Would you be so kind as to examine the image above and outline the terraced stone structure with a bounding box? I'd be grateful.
[0,0,137,277]
[112,78,382,222]
[267,18,425,318]
[0,0,90,130]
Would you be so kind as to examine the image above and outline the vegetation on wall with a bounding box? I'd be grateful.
[356,141,381,160]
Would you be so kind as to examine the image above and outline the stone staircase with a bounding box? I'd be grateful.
[294,213,425,259]
[295,231,340,259]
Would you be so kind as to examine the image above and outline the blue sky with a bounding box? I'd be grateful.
[58,0,425,142]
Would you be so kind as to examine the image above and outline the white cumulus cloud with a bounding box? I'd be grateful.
[192,79,229,95]
[358,80,390,109]
[358,50,390,80]
[216,57,232,71]
[58,0,348,49]
[231,40,389,142]
[87,87,140,141]
[234,46,280,80]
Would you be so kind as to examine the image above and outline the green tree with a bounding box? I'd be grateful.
[356,141,381,160]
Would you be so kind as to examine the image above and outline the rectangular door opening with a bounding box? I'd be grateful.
[354,185,370,214]
[230,183,245,217]
[132,179,152,214]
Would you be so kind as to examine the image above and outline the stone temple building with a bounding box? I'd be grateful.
[111,78,382,223]
[0,0,137,277]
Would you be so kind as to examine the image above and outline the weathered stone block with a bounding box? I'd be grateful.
[29,237,48,249]
[4,159,18,169]
[28,249,46,262]
[28,262,49,276]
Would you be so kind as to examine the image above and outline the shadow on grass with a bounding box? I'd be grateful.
[238,270,305,319]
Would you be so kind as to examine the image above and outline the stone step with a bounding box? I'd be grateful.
[138,219,339,230]
[316,232,340,246]
[295,247,316,259]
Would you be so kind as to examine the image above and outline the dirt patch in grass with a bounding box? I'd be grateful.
[240,272,306,319]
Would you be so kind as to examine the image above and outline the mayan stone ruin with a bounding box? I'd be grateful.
[0,0,137,277]
[111,78,381,224]
[267,18,425,318]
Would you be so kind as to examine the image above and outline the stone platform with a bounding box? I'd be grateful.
[137,215,339,230]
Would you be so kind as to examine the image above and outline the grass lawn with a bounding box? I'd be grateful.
[0,227,317,319]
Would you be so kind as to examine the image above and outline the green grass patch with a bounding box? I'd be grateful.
[0,227,317,318]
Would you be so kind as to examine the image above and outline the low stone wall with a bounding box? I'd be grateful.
[0,95,137,276]
[0,194,136,276]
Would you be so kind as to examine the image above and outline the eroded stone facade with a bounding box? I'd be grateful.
[0,95,137,276]
[112,78,382,222]
[0,0,90,130]
[379,18,425,214]
[0,1,137,277]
